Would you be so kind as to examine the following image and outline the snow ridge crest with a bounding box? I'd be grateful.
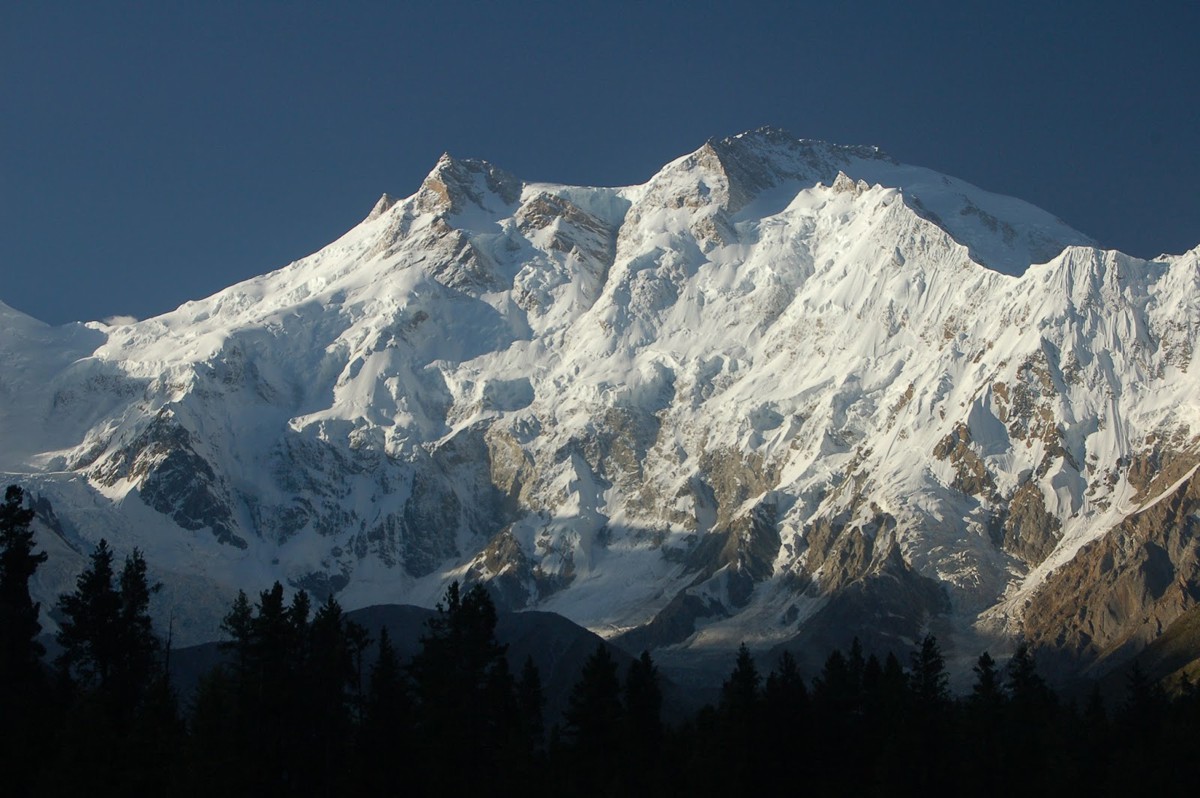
[5,129,1195,668]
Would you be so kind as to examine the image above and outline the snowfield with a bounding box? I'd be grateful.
[2,128,1197,672]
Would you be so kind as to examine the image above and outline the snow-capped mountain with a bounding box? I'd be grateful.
[3,128,1197,676]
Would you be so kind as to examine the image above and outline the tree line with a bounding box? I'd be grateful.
[2,484,1198,796]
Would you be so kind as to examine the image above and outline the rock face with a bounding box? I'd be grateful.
[2,128,1199,677]
[1021,455,1200,674]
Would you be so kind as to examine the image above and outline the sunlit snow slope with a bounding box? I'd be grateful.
[2,128,1197,673]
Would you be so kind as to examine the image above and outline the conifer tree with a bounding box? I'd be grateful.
[53,539,168,791]
[365,625,406,725]
[56,539,123,693]
[303,595,364,795]
[358,625,412,795]
[196,583,313,795]
[564,642,623,792]
[847,637,867,690]
[882,651,907,691]
[907,634,952,791]
[565,642,623,748]
[720,642,761,716]
[1118,660,1165,738]
[764,648,808,731]
[860,650,909,729]
[55,541,161,706]
[1002,642,1056,786]
[518,654,545,750]
[0,485,46,684]
[188,664,243,794]
[1075,681,1111,795]
[189,587,257,791]
[220,588,254,675]
[408,581,515,793]
[717,643,765,790]
[344,617,371,723]
[857,650,908,792]
[861,653,883,705]
[624,650,664,760]
[909,633,950,708]
[113,548,160,708]
[0,485,49,795]
[970,651,1004,709]
[962,651,1006,794]
[125,669,186,794]
[1006,642,1052,714]
[812,648,856,714]
[763,650,810,784]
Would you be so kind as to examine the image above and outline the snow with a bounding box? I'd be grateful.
[0,128,1196,651]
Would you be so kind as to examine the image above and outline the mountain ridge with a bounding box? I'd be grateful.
[2,129,1197,680]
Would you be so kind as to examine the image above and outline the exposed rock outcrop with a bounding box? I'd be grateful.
[1022,460,1200,674]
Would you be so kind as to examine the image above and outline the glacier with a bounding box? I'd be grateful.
[2,128,1197,676]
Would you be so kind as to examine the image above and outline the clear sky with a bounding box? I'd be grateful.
[3,1,1198,325]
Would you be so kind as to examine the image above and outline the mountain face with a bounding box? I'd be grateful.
[3,127,1198,676]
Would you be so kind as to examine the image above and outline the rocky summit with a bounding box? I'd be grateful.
[3,128,1198,678]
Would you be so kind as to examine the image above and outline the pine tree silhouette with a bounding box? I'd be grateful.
[0,485,49,794]
[408,581,516,793]
[0,486,46,683]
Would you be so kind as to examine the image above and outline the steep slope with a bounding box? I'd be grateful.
[2,129,1196,675]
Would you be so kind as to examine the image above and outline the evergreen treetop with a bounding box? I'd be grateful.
[0,485,47,681]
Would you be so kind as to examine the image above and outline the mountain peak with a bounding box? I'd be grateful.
[713,126,890,162]
[711,124,799,148]
[706,128,892,183]
[366,192,399,221]
[417,153,522,215]
[659,128,1090,274]
[650,128,895,216]
[11,129,1184,676]
[829,170,870,196]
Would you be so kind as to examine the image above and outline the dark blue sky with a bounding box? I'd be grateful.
[3,1,1198,325]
